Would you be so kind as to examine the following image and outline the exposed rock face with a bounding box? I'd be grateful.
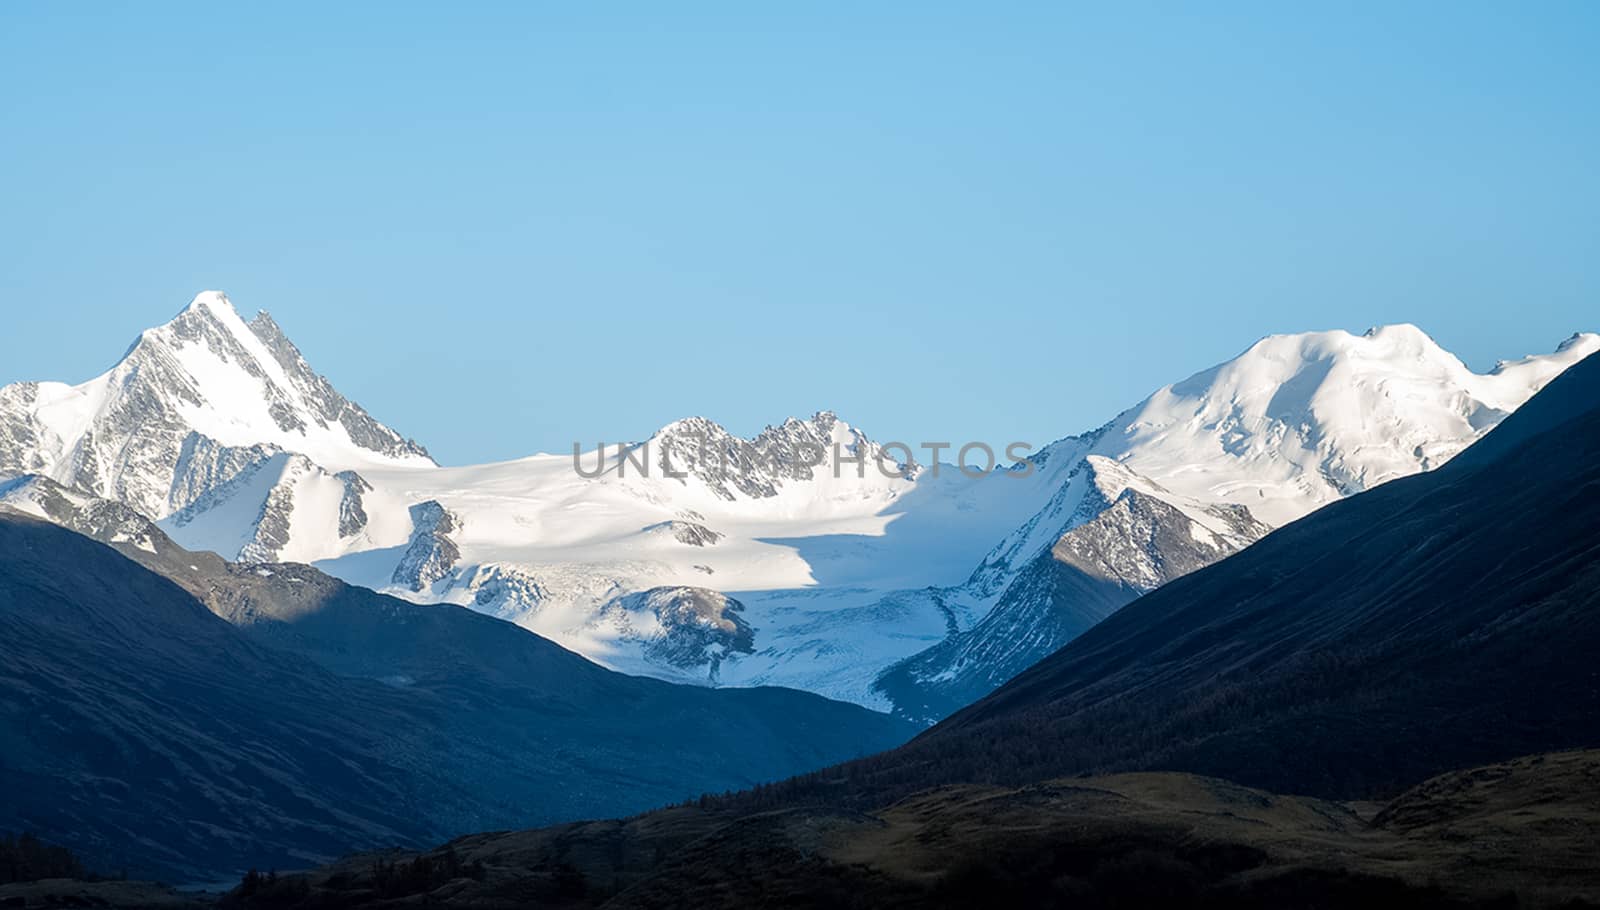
[874,457,1271,723]
[1049,460,1271,590]
[0,474,167,554]
[238,458,305,563]
[169,433,282,514]
[0,383,47,476]
[467,564,552,610]
[335,470,372,539]
[392,500,461,591]
[604,587,756,683]
[644,519,724,547]
[958,429,1110,602]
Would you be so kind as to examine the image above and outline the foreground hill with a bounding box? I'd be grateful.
[0,506,914,882]
[209,749,1600,908]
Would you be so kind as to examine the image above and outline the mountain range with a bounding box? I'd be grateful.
[193,340,1600,909]
[1,289,1596,902]
[1,292,1593,724]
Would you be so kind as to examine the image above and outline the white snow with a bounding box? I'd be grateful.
[1096,325,1599,525]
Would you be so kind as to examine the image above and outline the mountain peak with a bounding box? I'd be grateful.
[182,289,236,316]
[1557,331,1600,353]
[143,289,267,368]
[651,410,854,447]
[1116,324,1592,526]
[1361,322,1431,341]
[1356,323,1420,337]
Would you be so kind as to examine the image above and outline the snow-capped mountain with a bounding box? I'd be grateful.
[876,326,1600,716]
[1,292,1593,716]
[0,291,431,523]
[1102,323,1596,525]
[874,324,1600,719]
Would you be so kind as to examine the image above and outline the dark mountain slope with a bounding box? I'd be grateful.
[0,504,915,881]
[0,512,447,881]
[872,553,1135,723]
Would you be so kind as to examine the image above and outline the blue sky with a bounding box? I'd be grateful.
[2,3,1596,465]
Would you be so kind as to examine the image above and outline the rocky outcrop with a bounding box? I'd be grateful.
[0,473,166,555]
[392,500,461,591]
[169,433,281,514]
[334,470,372,539]
[638,412,913,501]
[604,587,756,683]
[643,519,724,547]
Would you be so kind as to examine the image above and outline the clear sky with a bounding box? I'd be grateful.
[2,3,1596,465]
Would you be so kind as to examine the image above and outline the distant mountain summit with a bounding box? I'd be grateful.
[1099,322,1593,525]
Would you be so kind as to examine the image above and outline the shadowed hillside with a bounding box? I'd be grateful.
[212,749,1600,909]
[0,506,914,882]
